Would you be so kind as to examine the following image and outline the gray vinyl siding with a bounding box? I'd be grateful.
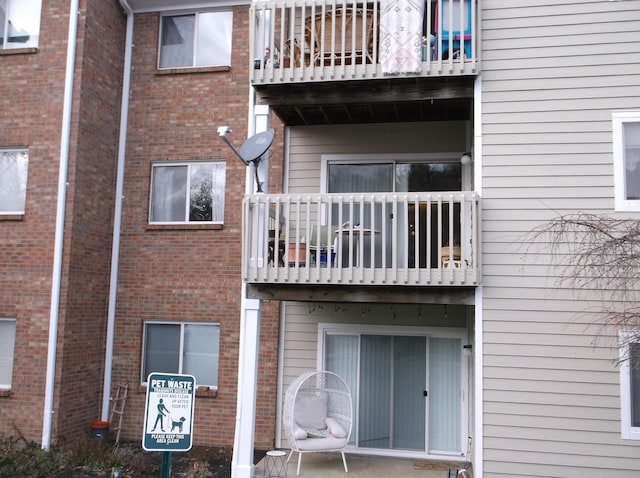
[287,121,469,193]
[481,0,640,477]
[279,302,469,447]
[281,301,468,387]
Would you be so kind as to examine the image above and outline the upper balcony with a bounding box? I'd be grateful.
[242,191,480,295]
[250,0,478,86]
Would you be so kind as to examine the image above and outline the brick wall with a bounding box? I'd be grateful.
[110,5,284,450]
[53,0,125,440]
[0,0,125,443]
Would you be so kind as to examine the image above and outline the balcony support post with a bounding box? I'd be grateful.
[231,285,262,478]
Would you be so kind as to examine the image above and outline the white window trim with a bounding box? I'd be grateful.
[613,111,640,212]
[141,321,220,388]
[1,0,42,50]
[0,318,17,389]
[320,153,466,194]
[619,331,640,439]
[149,160,226,225]
[157,9,233,70]
[0,147,28,215]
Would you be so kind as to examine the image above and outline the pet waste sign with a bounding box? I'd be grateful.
[143,373,195,452]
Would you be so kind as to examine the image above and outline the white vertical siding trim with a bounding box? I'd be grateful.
[473,73,484,478]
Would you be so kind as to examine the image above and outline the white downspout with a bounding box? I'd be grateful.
[42,0,80,450]
[101,0,134,420]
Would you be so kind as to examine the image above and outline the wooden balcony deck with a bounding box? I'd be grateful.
[250,0,478,86]
[242,192,480,288]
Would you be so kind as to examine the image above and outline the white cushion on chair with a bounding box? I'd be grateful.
[297,436,347,451]
[294,393,328,430]
[325,417,347,438]
[294,426,308,440]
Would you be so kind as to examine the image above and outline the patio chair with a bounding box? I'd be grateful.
[283,370,353,475]
[306,8,375,66]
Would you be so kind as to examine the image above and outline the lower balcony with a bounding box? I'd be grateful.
[242,191,480,288]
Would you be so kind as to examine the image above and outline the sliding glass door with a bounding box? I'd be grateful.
[326,159,463,268]
[324,329,463,454]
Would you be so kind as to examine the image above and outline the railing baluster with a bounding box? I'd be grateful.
[392,196,398,283]
[437,194,443,271]
[347,196,354,279]
[261,198,268,279]
[285,195,292,281]
[242,198,249,279]
[358,194,364,278]
[326,196,333,279]
[412,194,419,277]
[398,194,410,282]
[426,194,432,270]
[300,196,311,281]
[447,193,455,282]
[381,196,387,279]
[337,195,344,281]
[369,192,378,282]
[275,196,283,273]
[460,192,466,272]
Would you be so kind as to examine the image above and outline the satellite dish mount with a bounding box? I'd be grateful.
[218,126,275,193]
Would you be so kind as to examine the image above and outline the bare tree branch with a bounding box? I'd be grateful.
[526,213,640,363]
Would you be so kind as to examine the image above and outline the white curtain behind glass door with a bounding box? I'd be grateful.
[428,337,461,452]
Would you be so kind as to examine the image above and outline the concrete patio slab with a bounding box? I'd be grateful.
[254,451,469,478]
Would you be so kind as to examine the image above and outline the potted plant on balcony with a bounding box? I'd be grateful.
[288,237,306,266]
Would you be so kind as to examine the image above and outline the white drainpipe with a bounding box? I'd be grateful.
[42,0,80,450]
[101,0,134,420]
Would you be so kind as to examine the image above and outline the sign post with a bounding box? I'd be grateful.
[143,373,196,477]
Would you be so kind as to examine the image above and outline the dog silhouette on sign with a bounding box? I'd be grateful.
[171,416,186,433]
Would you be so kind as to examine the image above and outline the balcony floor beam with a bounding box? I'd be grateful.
[247,284,475,305]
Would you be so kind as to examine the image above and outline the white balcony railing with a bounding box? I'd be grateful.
[250,0,478,85]
[243,192,480,286]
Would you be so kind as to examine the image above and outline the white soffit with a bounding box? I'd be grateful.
[127,0,250,13]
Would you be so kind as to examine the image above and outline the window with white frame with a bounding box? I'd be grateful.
[613,112,640,211]
[159,11,233,68]
[149,161,225,224]
[0,318,16,389]
[0,0,42,49]
[620,332,640,439]
[0,148,28,215]
[142,322,220,387]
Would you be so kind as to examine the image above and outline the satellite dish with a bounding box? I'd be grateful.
[217,127,275,192]
[239,129,275,164]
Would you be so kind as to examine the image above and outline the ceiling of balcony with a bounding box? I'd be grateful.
[253,76,474,126]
